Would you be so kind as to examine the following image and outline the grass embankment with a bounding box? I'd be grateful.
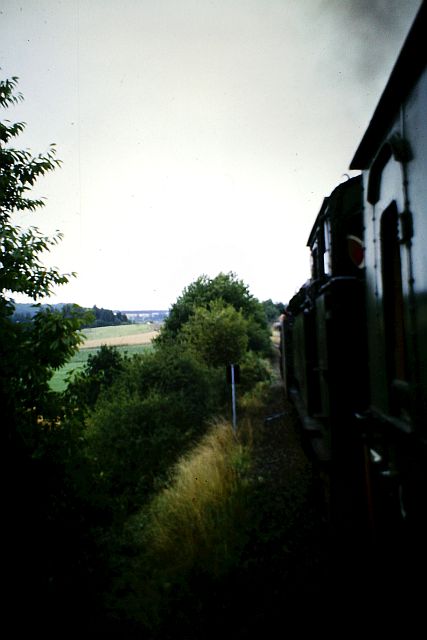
[107,418,253,633]
[106,354,329,637]
[145,421,250,578]
[50,325,156,392]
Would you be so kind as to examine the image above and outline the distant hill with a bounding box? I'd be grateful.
[11,302,69,320]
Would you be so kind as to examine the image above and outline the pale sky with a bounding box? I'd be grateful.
[1,0,422,310]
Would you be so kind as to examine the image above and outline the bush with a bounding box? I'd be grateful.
[83,345,225,515]
[65,345,127,409]
[239,350,272,393]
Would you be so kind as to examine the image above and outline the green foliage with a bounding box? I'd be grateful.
[82,346,224,515]
[50,343,152,392]
[12,258,276,629]
[1,76,95,631]
[120,344,223,406]
[0,223,70,297]
[85,344,125,380]
[246,312,273,356]
[81,305,129,328]
[73,276,274,521]
[0,78,73,298]
[0,76,87,439]
[262,299,286,323]
[180,299,249,367]
[31,305,88,368]
[65,345,127,409]
[157,272,271,356]
[86,389,188,513]
[239,350,272,394]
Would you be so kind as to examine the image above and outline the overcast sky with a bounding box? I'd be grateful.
[1,0,422,310]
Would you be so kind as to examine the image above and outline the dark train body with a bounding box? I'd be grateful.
[281,2,427,547]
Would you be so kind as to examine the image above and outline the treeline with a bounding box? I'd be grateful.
[12,302,130,327]
[79,304,129,328]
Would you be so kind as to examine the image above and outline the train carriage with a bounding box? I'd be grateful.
[349,1,427,533]
[282,2,427,544]
[282,175,370,533]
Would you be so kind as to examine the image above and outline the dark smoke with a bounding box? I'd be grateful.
[317,0,422,83]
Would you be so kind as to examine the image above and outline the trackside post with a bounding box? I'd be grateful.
[226,364,240,432]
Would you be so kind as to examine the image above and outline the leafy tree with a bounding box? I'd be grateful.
[0,76,86,441]
[1,75,95,630]
[180,299,249,367]
[157,272,271,356]
[262,299,286,323]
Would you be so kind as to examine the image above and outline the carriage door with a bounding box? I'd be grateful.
[380,201,407,415]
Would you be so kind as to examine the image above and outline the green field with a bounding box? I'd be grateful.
[49,324,156,392]
[81,323,156,341]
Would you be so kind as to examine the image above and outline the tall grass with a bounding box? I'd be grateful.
[110,420,252,630]
[144,419,250,578]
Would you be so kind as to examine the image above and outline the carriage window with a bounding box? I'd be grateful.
[323,218,332,275]
[310,217,331,281]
